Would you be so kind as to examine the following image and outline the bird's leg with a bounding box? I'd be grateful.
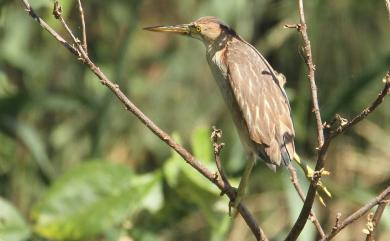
[232,157,255,211]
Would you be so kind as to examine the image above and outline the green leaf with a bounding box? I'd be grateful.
[0,197,30,241]
[186,127,218,194]
[32,161,162,241]
[163,132,216,192]
[163,131,218,194]
[180,158,218,194]
[162,150,182,187]
[162,133,183,187]
[191,126,213,163]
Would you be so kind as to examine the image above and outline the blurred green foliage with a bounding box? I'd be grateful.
[0,0,389,241]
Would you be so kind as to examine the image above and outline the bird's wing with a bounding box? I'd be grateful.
[225,39,295,165]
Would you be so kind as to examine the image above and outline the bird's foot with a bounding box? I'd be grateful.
[293,154,332,206]
[228,194,241,217]
[220,186,239,216]
[227,186,245,217]
[313,169,332,206]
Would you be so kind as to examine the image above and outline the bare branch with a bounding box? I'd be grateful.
[287,165,325,238]
[211,127,230,188]
[295,0,324,147]
[53,0,81,47]
[365,191,390,241]
[285,0,325,239]
[321,186,390,241]
[20,0,79,56]
[286,72,389,241]
[77,0,88,51]
[19,1,268,240]
[326,72,390,139]
[210,127,268,240]
[285,0,389,238]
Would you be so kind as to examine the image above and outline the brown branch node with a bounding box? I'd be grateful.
[332,212,341,232]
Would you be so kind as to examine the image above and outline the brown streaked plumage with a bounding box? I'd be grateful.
[145,16,295,206]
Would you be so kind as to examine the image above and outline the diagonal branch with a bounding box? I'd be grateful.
[53,1,80,47]
[321,186,390,241]
[365,191,390,241]
[20,0,79,56]
[77,0,88,52]
[327,72,390,139]
[19,1,268,240]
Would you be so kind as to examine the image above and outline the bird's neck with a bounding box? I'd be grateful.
[206,33,234,57]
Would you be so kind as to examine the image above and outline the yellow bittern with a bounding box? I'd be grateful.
[145,16,295,208]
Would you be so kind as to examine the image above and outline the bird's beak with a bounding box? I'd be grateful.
[143,24,191,35]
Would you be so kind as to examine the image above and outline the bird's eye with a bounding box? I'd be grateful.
[196,26,201,32]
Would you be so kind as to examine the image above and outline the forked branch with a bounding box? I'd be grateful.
[365,191,390,241]
[18,1,390,241]
[285,0,389,240]
[19,0,267,240]
[322,186,390,241]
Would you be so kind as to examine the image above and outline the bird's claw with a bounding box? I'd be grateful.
[228,197,240,217]
[221,186,239,217]
[220,186,237,197]
[293,154,332,206]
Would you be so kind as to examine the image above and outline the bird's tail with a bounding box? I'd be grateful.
[281,134,295,166]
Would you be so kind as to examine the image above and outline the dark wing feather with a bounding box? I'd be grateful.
[225,38,295,166]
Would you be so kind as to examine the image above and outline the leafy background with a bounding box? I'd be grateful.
[0,0,389,240]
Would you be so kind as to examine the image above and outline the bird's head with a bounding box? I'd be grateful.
[144,16,236,46]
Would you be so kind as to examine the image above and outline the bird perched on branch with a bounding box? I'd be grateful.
[145,16,295,208]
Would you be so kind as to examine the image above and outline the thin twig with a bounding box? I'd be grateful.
[321,186,390,241]
[53,1,80,47]
[296,0,324,147]
[327,72,390,138]
[287,165,325,238]
[77,0,88,51]
[211,127,230,188]
[365,192,390,241]
[286,72,389,241]
[20,0,79,56]
[211,127,252,219]
[19,1,268,240]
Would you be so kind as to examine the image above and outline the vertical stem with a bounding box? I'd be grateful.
[77,0,88,52]
[297,0,324,147]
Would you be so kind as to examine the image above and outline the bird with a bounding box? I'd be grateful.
[144,16,295,208]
